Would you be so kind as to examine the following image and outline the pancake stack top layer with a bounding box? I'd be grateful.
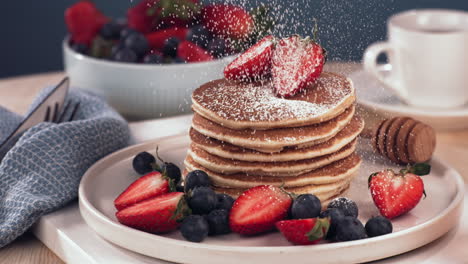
[185,71,363,204]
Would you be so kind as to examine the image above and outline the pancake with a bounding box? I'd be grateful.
[190,115,364,162]
[184,153,361,187]
[187,140,357,176]
[192,106,355,153]
[212,182,352,203]
[192,72,355,130]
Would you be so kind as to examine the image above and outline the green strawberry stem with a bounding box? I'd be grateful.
[405,163,431,176]
[306,217,330,241]
[172,195,191,221]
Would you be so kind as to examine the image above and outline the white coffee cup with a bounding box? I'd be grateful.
[364,9,468,109]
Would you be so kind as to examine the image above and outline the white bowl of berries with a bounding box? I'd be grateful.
[63,0,273,120]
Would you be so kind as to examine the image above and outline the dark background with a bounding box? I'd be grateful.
[1,0,467,78]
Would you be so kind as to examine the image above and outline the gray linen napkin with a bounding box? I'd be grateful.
[0,87,130,247]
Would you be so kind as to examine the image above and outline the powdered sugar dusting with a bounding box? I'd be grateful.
[193,72,353,123]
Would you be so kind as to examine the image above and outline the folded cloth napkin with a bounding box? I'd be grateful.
[0,87,130,247]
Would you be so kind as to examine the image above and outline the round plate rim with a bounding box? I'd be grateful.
[78,134,465,261]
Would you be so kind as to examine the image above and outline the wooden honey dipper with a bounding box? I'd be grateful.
[371,116,436,164]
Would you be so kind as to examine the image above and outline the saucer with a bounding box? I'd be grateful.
[350,65,468,130]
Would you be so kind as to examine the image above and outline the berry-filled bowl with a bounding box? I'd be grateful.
[63,0,273,120]
[63,39,234,120]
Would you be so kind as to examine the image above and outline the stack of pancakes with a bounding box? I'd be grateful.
[184,72,364,205]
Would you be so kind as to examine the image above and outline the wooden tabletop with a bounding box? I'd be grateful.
[0,66,467,263]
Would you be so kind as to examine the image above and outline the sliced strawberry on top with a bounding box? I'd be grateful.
[65,1,108,45]
[114,171,171,211]
[229,185,292,235]
[146,27,189,51]
[369,163,430,219]
[224,35,275,81]
[272,35,326,97]
[177,40,213,62]
[276,218,330,245]
[116,192,190,233]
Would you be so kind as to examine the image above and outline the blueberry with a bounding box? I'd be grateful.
[161,162,181,183]
[163,37,181,57]
[175,181,184,192]
[185,170,211,192]
[186,25,212,48]
[120,27,138,40]
[112,47,138,63]
[132,151,155,174]
[123,32,149,57]
[365,216,393,237]
[142,53,164,64]
[70,43,88,55]
[327,197,359,218]
[335,216,367,242]
[206,209,231,235]
[180,215,209,242]
[207,38,227,58]
[188,186,217,214]
[215,193,235,211]
[100,22,123,40]
[290,194,321,219]
[320,208,345,240]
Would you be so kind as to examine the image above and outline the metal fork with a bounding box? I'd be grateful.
[44,100,81,123]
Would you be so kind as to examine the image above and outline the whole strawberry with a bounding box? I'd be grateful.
[127,0,159,33]
[272,35,325,97]
[369,163,431,219]
[229,185,292,235]
[202,4,254,40]
[65,1,108,45]
[276,218,330,245]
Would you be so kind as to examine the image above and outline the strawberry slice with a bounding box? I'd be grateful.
[116,192,190,233]
[177,40,213,62]
[114,171,171,211]
[276,218,330,245]
[146,27,189,51]
[272,35,325,97]
[229,185,292,235]
[369,163,430,219]
[224,35,275,81]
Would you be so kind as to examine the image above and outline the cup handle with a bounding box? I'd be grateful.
[363,41,409,103]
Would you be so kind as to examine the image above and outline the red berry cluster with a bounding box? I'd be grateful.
[64,0,273,64]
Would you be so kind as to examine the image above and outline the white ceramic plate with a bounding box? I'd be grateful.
[351,65,468,130]
[79,135,464,264]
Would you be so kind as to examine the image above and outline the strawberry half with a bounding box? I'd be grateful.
[114,171,172,211]
[116,192,190,233]
[271,35,325,97]
[369,163,430,219]
[177,40,213,62]
[276,218,330,245]
[224,35,275,81]
[229,185,292,235]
